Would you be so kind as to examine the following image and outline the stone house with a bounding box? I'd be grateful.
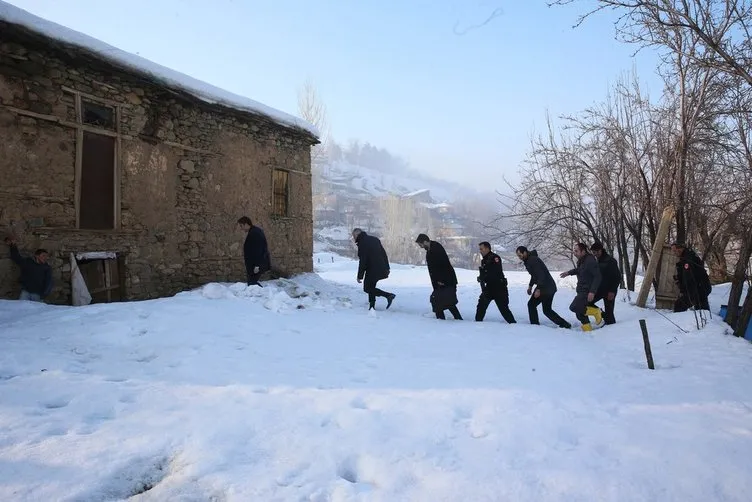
[0,3,318,304]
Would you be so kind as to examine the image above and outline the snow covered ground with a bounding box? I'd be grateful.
[1,254,751,501]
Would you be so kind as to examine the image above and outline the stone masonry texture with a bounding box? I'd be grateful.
[0,23,316,304]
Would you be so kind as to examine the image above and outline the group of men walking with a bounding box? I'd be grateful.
[2,217,712,322]
[352,229,629,331]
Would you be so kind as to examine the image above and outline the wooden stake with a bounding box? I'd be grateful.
[636,206,675,307]
[639,319,655,370]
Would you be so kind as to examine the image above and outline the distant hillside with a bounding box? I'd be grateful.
[312,159,500,268]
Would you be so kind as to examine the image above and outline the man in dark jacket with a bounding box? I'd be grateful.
[516,246,571,328]
[475,242,516,323]
[589,242,621,325]
[671,242,711,312]
[238,216,270,286]
[416,233,462,320]
[352,228,395,310]
[560,242,602,331]
[5,237,53,302]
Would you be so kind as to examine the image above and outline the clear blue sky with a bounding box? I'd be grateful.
[9,0,662,193]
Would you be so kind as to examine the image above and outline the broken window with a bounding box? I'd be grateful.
[82,100,115,129]
[273,169,289,217]
[80,132,116,229]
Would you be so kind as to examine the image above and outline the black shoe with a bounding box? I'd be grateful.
[368,303,375,310]
[386,294,396,309]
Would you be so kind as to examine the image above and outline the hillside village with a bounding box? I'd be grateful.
[311,157,505,270]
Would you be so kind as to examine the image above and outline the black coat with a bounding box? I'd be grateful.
[523,250,557,295]
[10,245,52,297]
[566,253,602,295]
[243,226,270,273]
[676,248,711,299]
[426,241,457,288]
[478,252,507,294]
[355,232,390,281]
[596,252,621,295]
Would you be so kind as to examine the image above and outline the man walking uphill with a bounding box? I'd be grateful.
[353,228,395,310]
[416,233,463,320]
[560,243,602,331]
[516,246,571,329]
[475,242,516,323]
[238,216,270,286]
[5,237,53,302]
[589,242,621,325]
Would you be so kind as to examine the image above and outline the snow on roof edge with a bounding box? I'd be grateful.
[0,1,319,138]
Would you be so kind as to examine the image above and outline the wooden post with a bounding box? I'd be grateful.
[639,319,655,370]
[636,206,675,307]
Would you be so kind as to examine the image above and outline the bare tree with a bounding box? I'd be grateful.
[552,0,752,87]
[549,0,752,334]
[297,79,331,168]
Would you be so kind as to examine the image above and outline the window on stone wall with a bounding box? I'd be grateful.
[80,132,116,229]
[272,169,289,217]
[82,100,115,130]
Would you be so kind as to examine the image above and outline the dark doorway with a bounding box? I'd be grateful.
[80,132,115,229]
[78,256,125,303]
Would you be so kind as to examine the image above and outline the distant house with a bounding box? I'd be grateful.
[402,188,433,204]
[0,2,318,304]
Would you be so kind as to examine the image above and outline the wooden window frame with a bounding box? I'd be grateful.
[69,89,121,230]
[272,168,290,217]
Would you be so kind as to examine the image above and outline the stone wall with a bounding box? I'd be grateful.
[0,24,315,304]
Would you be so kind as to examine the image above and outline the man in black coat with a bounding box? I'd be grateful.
[416,233,462,320]
[475,242,516,323]
[671,242,712,312]
[352,228,395,310]
[589,242,621,325]
[560,242,602,331]
[516,246,571,328]
[238,216,270,286]
[5,237,53,302]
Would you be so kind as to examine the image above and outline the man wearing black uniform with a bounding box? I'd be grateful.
[416,233,463,320]
[353,228,395,310]
[475,242,516,323]
[238,216,270,286]
[516,246,571,329]
[589,242,621,325]
[560,243,602,332]
[671,242,712,312]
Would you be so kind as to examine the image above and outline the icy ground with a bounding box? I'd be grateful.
[1,254,751,501]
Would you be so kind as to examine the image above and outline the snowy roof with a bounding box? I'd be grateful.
[0,1,319,138]
[403,189,430,198]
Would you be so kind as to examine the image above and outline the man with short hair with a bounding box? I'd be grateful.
[560,243,602,331]
[475,241,516,323]
[5,237,53,302]
[589,242,621,325]
[416,233,463,320]
[237,216,270,286]
[671,242,711,312]
[352,228,395,310]
[516,246,571,328]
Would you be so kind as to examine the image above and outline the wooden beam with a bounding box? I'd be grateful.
[74,94,83,229]
[636,206,675,308]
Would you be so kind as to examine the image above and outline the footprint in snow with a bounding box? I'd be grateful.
[133,353,158,363]
[337,456,377,493]
[103,375,129,383]
[350,397,369,410]
[42,397,71,409]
